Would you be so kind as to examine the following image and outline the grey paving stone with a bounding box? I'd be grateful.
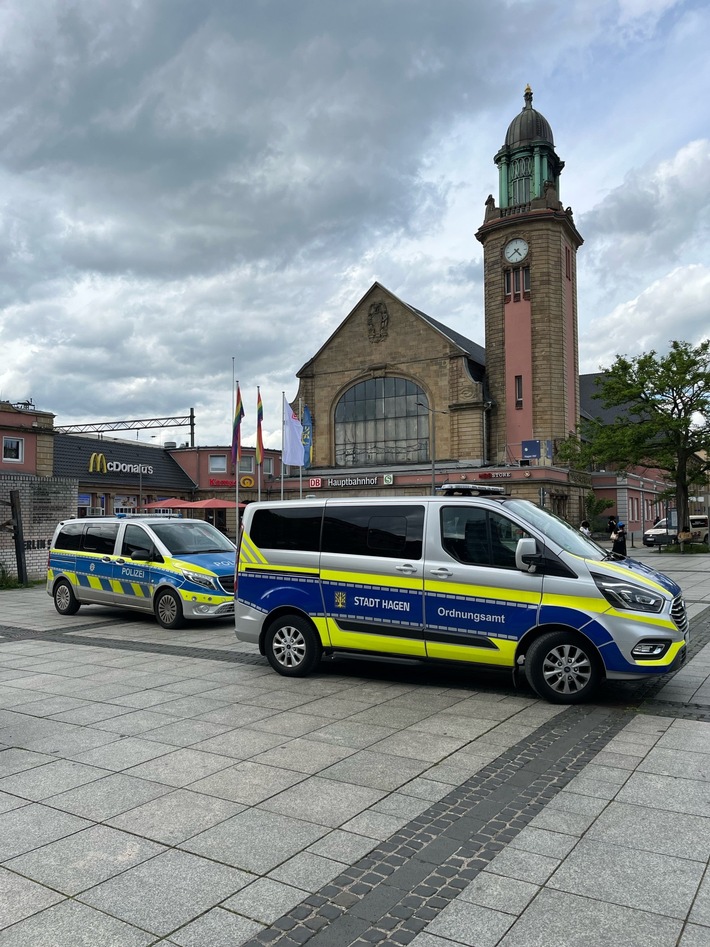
[180,806,329,874]
[689,868,710,926]
[638,747,710,782]
[0,898,155,946]
[107,787,244,844]
[546,790,610,818]
[46,771,172,821]
[188,759,305,804]
[125,746,235,787]
[528,805,603,838]
[409,935,461,947]
[509,826,579,860]
[348,705,438,729]
[398,775,452,802]
[139,718,234,747]
[341,808,409,840]
[48,703,138,725]
[460,871,539,915]
[657,726,710,754]
[0,747,55,777]
[308,720,397,750]
[587,801,710,860]
[320,748,429,790]
[253,735,357,773]
[486,847,561,886]
[78,848,252,937]
[5,824,165,894]
[307,828,379,863]
[270,775,388,830]
[371,790,432,819]
[0,867,64,929]
[194,703,280,727]
[22,725,122,757]
[368,730,467,762]
[616,772,710,818]
[0,759,112,801]
[268,850,346,891]
[0,791,27,814]
[222,877,309,924]
[0,802,91,861]
[247,710,332,736]
[139,694,230,719]
[549,838,704,919]
[679,923,710,947]
[69,735,177,770]
[191,726,289,758]
[426,899,515,946]
[498,887,683,947]
[169,906,264,946]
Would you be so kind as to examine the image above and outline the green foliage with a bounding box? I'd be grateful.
[584,491,613,522]
[562,340,710,534]
[0,561,21,589]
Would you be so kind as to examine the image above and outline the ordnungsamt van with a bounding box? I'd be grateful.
[643,515,709,546]
[234,492,688,703]
[47,515,236,628]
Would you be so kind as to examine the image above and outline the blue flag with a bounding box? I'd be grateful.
[302,405,313,469]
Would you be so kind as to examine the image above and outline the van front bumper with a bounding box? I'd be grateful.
[181,594,234,620]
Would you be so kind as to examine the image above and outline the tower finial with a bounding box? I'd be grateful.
[524,84,533,109]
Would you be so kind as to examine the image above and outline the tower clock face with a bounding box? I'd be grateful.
[504,238,529,263]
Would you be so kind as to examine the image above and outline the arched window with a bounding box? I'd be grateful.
[334,378,430,467]
[509,156,531,205]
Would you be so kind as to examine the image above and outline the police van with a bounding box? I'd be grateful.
[47,515,236,629]
[234,489,688,703]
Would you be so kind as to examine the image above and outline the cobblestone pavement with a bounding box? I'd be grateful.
[0,545,709,946]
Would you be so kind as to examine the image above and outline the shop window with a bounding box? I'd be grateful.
[209,454,227,473]
[263,457,274,476]
[239,456,254,473]
[2,437,23,463]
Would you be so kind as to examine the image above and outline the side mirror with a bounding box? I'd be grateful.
[131,548,162,562]
[515,537,541,573]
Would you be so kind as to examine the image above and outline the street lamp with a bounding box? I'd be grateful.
[416,401,447,495]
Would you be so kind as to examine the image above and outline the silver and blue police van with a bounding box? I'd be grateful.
[234,488,688,703]
[47,515,236,628]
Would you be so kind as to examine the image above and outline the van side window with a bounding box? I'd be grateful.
[322,505,424,559]
[81,524,119,555]
[441,507,528,569]
[251,508,323,551]
[54,523,84,551]
[120,525,154,558]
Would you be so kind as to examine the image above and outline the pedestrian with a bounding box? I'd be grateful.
[611,521,627,557]
[607,514,617,537]
[579,520,591,538]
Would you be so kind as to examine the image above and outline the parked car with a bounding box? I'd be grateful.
[643,515,709,546]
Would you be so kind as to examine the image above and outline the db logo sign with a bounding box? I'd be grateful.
[240,476,255,488]
[309,478,322,488]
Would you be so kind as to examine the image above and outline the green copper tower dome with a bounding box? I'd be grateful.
[494,85,564,208]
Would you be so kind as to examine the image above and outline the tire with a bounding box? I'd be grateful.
[53,580,80,616]
[525,631,600,704]
[154,588,185,629]
[264,615,321,677]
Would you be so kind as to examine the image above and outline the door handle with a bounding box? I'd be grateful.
[115,558,126,564]
[429,567,453,578]
[395,564,417,574]
[100,556,112,563]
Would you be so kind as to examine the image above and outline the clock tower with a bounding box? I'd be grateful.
[476,86,583,466]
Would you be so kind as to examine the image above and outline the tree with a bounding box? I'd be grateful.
[562,340,710,535]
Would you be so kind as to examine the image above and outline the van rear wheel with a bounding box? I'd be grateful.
[265,615,321,677]
[525,631,600,704]
[54,580,80,616]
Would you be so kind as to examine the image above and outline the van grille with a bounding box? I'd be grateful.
[671,595,688,635]
[219,575,235,595]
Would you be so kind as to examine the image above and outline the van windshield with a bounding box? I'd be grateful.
[151,521,235,556]
[503,500,606,560]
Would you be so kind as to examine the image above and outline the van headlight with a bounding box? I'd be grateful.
[592,575,664,613]
[181,569,218,591]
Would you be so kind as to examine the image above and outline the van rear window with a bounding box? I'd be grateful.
[322,505,424,559]
[53,523,84,551]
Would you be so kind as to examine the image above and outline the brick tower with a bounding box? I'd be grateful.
[476,86,583,466]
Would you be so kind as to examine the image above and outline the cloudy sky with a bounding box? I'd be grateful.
[1,0,709,449]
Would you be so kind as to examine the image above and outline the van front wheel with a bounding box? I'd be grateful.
[265,616,321,677]
[155,589,185,629]
[525,632,600,704]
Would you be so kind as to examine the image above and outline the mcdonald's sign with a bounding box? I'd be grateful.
[88,452,108,474]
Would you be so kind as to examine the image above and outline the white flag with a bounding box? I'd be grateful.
[282,395,304,467]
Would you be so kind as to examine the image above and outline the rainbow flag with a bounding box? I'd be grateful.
[256,388,264,466]
[231,384,245,466]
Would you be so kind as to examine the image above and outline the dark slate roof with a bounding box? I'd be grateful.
[409,307,486,368]
[579,372,631,424]
[504,87,554,148]
[53,435,197,490]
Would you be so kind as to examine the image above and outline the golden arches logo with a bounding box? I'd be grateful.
[88,452,108,474]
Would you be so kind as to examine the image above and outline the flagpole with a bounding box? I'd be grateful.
[257,387,262,502]
[280,391,285,501]
[234,380,240,542]
[298,397,303,499]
